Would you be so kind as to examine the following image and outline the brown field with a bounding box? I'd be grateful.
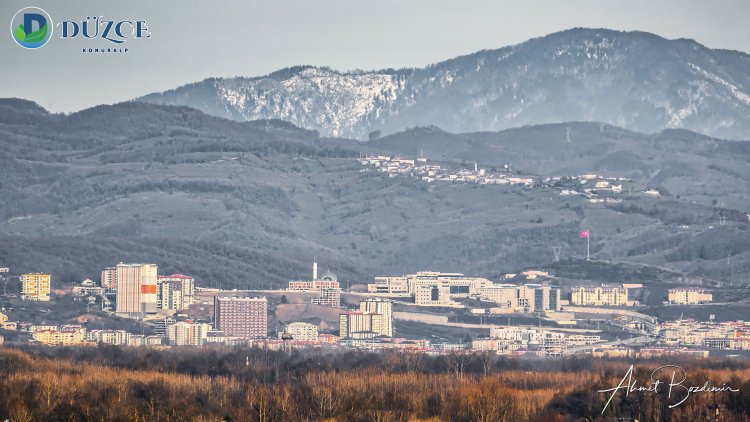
[0,346,749,421]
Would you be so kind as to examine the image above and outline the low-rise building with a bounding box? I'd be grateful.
[565,334,603,346]
[369,271,491,305]
[570,285,628,306]
[522,270,549,280]
[317,333,339,344]
[367,275,410,294]
[87,329,130,345]
[72,279,105,297]
[657,319,749,350]
[204,330,247,346]
[127,335,163,347]
[288,263,340,292]
[31,325,86,346]
[667,288,712,305]
[639,347,709,358]
[484,326,601,355]
[412,272,491,306]
[478,283,561,312]
[477,285,517,308]
[288,279,340,291]
[591,346,636,358]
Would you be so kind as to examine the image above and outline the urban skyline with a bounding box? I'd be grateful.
[1,1,748,420]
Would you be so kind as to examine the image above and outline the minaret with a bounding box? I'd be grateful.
[313,258,318,281]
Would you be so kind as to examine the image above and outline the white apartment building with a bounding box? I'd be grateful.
[167,321,212,346]
[339,312,385,339]
[87,329,131,345]
[157,274,196,311]
[359,298,393,337]
[280,322,319,341]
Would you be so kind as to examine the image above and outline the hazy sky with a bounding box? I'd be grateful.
[2,0,749,113]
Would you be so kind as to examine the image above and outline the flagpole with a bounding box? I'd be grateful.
[587,232,590,260]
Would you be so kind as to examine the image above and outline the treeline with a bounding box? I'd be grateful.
[1,346,749,421]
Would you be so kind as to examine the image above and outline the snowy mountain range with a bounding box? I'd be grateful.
[138,28,750,139]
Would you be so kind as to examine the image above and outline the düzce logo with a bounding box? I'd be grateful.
[10,6,53,49]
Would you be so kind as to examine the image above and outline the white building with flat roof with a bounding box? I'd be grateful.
[359,298,393,337]
[571,285,628,306]
[667,288,712,305]
[167,321,212,346]
[280,322,319,341]
[88,330,130,346]
[371,271,491,307]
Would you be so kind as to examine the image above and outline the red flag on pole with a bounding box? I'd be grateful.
[580,229,589,238]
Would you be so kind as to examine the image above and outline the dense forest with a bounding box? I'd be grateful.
[0,346,749,421]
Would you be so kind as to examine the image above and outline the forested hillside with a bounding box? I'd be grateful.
[0,99,747,287]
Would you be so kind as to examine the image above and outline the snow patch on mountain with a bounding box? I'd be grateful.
[212,68,404,138]
[688,63,750,106]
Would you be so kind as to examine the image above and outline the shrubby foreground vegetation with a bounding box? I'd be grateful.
[0,346,749,421]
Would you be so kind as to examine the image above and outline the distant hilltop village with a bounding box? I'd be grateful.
[360,154,532,186]
[359,154,660,203]
[0,259,746,358]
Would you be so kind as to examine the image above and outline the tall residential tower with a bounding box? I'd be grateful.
[115,263,158,317]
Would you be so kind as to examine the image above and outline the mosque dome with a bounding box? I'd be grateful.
[319,270,337,282]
